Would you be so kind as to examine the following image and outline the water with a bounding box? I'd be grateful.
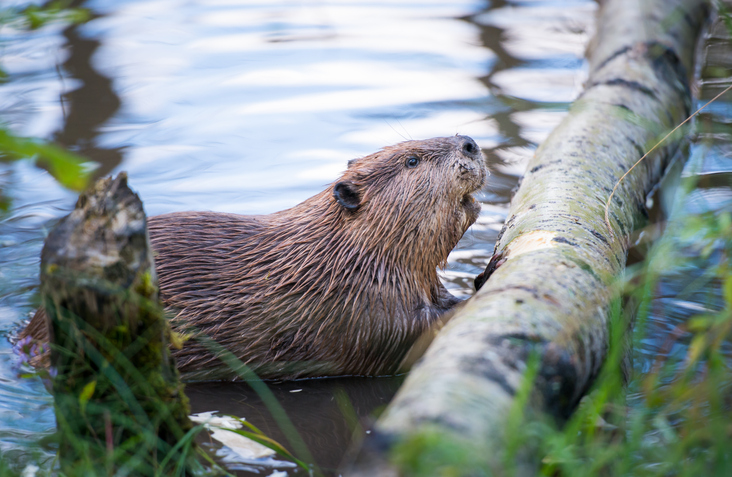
[630,10,732,392]
[4,0,726,475]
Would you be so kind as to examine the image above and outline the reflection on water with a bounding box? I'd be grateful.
[635,15,732,357]
[0,0,605,474]
[187,376,403,475]
[54,9,122,177]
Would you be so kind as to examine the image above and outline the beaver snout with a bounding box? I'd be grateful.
[453,135,488,190]
[457,135,481,160]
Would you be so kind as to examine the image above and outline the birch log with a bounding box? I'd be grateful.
[345,0,708,474]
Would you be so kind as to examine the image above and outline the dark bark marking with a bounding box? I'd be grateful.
[598,78,656,98]
[589,229,609,245]
[493,335,584,420]
[487,333,542,371]
[461,355,517,397]
[427,415,471,434]
[567,257,601,283]
[645,41,690,109]
[552,236,578,247]
[613,103,636,115]
[529,159,562,174]
[484,285,541,300]
[514,285,539,298]
[478,333,585,420]
[486,332,543,346]
[610,210,627,236]
[638,201,649,219]
[628,137,645,158]
[595,45,631,72]
[538,343,581,420]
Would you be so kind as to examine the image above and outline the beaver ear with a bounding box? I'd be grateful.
[333,181,361,210]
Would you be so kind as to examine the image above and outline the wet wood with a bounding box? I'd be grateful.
[345,0,709,474]
[39,173,195,474]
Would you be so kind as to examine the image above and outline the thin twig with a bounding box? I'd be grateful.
[604,83,732,237]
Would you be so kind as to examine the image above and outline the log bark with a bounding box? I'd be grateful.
[39,173,196,475]
[345,0,708,474]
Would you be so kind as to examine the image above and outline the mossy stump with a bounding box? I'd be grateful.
[40,173,195,475]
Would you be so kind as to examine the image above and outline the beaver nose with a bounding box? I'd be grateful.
[456,135,481,160]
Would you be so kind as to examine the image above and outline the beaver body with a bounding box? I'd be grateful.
[150,136,486,380]
[23,136,486,380]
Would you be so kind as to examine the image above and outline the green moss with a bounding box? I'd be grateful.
[44,268,198,475]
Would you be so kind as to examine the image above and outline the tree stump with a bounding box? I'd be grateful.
[40,173,196,475]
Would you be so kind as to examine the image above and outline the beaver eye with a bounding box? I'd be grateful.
[405,156,420,169]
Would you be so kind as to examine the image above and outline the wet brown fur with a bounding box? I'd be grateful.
[25,136,487,380]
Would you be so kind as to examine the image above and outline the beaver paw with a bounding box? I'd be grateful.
[474,252,507,291]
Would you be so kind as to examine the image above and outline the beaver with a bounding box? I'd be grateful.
[23,135,486,380]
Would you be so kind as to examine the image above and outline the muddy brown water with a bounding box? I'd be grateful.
[0,0,729,475]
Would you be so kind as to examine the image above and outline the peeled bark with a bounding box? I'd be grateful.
[39,173,195,475]
[345,0,708,474]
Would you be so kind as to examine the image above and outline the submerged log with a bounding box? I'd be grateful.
[346,0,708,474]
[39,173,196,474]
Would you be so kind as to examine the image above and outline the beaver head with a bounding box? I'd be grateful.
[328,135,486,270]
